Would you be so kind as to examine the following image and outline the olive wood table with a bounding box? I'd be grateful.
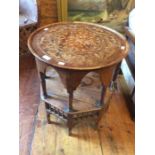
[28,22,129,135]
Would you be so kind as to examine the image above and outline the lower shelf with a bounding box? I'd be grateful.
[43,95,102,120]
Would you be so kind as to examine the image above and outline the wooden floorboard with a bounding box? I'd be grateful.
[31,76,135,155]
[32,102,103,155]
[19,55,40,155]
[19,55,134,155]
[98,82,134,155]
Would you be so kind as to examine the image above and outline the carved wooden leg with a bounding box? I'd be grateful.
[40,72,48,98]
[112,62,121,82]
[67,114,73,136]
[45,102,51,123]
[97,66,116,126]
[56,69,88,111]
[35,58,48,98]
[100,84,106,107]
[35,59,50,122]
[68,90,74,112]
[111,62,122,90]
[55,69,89,132]
[97,85,107,125]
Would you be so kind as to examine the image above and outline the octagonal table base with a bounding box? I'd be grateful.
[36,59,118,135]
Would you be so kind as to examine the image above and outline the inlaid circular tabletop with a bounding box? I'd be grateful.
[28,22,129,70]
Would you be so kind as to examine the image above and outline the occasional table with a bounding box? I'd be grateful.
[28,22,129,135]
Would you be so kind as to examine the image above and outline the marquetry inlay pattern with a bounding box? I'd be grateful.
[28,22,129,135]
[31,22,127,69]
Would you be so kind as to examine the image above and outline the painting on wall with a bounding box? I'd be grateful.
[57,0,134,32]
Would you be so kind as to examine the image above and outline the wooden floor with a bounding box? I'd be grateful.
[20,55,134,155]
[19,55,40,155]
[31,78,135,155]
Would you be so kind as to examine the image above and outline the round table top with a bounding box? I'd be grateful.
[28,22,129,70]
